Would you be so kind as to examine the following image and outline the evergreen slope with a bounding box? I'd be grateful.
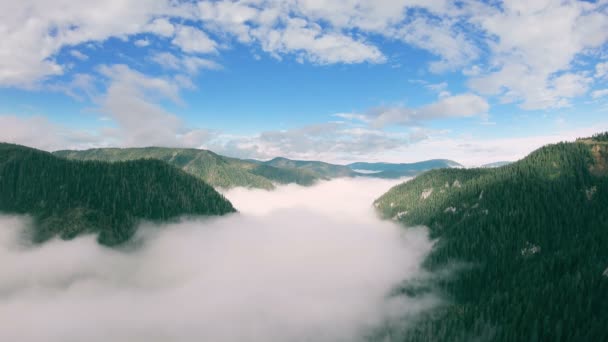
[54,147,319,189]
[262,157,357,178]
[1,143,235,246]
[374,135,608,341]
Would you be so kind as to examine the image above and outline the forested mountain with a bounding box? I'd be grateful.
[373,134,608,341]
[55,148,460,188]
[348,159,463,179]
[262,157,357,178]
[54,147,319,189]
[1,143,235,246]
[480,161,512,168]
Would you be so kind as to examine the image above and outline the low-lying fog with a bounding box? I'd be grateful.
[0,177,437,342]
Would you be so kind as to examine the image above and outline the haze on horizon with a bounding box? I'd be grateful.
[0,0,607,165]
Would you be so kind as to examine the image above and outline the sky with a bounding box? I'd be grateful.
[1,0,608,165]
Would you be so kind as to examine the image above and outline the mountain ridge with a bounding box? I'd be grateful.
[372,134,608,341]
[1,143,236,246]
[55,148,464,187]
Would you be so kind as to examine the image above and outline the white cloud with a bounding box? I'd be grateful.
[1,0,604,111]
[251,17,385,64]
[597,62,608,79]
[47,73,98,101]
[468,0,608,109]
[0,64,213,150]
[292,0,451,32]
[369,93,489,127]
[151,52,221,74]
[333,113,371,123]
[198,0,259,43]
[172,25,217,54]
[96,64,212,147]
[69,50,88,61]
[0,178,438,342]
[209,122,411,162]
[0,0,194,87]
[364,124,608,166]
[144,17,176,37]
[0,115,101,151]
[592,89,608,99]
[396,16,479,72]
[134,39,150,47]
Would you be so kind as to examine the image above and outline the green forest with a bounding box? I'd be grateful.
[373,134,608,341]
[0,143,235,246]
[54,148,463,189]
[54,147,324,189]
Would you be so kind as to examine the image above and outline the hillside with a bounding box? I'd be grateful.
[263,157,357,179]
[1,143,235,246]
[373,134,608,341]
[348,159,463,179]
[480,161,512,168]
[54,148,319,190]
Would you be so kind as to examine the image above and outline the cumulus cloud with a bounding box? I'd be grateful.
[96,64,214,148]
[134,39,151,48]
[252,17,386,64]
[1,0,606,113]
[0,178,438,342]
[69,50,88,61]
[396,15,479,73]
[467,0,608,109]
[172,25,218,54]
[0,115,101,151]
[597,62,608,79]
[0,0,194,87]
[208,122,412,161]
[591,89,608,99]
[368,93,489,127]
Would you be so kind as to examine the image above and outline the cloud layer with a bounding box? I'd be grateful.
[0,177,437,342]
[1,1,607,164]
[1,1,607,110]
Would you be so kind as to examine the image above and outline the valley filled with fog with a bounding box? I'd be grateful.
[0,177,438,342]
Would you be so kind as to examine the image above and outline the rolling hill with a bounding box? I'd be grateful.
[55,148,467,190]
[54,147,320,190]
[261,157,357,179]
[480,161,512,168]
[1,143,235,246]
[373,133,608,341]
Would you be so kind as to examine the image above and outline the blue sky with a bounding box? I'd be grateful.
[1,0,608,165]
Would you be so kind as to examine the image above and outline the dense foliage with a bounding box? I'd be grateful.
[591,132,608,142]
[373,138,608,341]
[1,143,235,245]
[249,164,317,186]
[54,147,327,189]
[263,157,357,178]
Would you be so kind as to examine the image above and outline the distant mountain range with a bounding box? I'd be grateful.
[54,148,464,189]
[54,148,318,190]
[1,143,467,246]
[348,159,464,178]
[1,143,235,246]
[373,133,608,341]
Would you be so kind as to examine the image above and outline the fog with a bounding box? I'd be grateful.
[0,178,437,342]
